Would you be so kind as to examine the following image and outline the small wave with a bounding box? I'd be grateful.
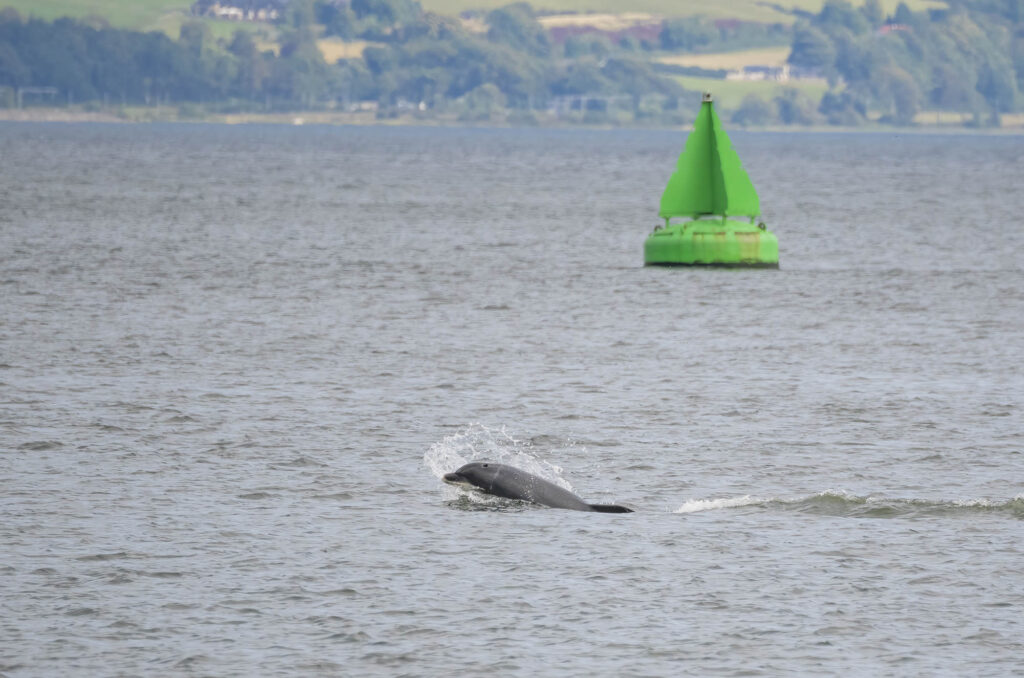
[777,491,1024,519]
[75,552,129,562]
[270,456,327,468]
[91,422,125,432]
[675,491,1024,519]
[18,440,62,451]
[66,607,99,617]
[950,495,1024,518]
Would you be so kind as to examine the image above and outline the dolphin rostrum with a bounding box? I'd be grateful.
[443,462,633,513]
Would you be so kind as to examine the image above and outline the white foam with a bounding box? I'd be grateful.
[951,497,1020,509]
[674,495,763,514]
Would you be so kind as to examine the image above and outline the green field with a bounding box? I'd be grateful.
[421,0,945,23]
[0,1,191,30]
[657,47,792,70]
[673,75,831,110]
[150,10,275,40]
[0,1,282,39]
[2,0,948,30]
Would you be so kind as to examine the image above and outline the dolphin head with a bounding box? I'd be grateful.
[442,462,499,492]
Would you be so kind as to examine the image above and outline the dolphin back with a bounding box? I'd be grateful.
[462,463,635,513]
[587,503,634,513]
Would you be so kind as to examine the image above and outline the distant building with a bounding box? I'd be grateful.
[190,1,283,22]
[878,24,911,35]
[725,65,821,82]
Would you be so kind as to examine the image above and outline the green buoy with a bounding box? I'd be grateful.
[644,92,779,268]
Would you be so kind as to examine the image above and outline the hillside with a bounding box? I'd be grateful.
[0,1,188,30]
[2,0,1020,129]
[0,0,946,31]
[425,0,945,23]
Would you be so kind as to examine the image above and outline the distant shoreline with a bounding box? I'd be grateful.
[2,107,1023,135]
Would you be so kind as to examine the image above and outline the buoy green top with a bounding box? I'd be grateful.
[645,92,778,267]
[660,93,760,220]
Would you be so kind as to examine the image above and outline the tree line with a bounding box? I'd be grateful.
[780,0,1023,125]
[1,0,1022,125]
[0,1,688,120]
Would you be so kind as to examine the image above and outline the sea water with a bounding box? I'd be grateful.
[1,122,1022,676]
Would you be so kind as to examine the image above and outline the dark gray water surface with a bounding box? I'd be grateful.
[1,122,1023,676]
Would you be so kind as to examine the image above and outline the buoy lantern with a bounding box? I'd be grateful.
[644,92,779,267]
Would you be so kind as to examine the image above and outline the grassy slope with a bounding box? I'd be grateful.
[151,11,273,40]
[657,47,792,69]
[422,0,944,23]
[0,2,275,40]
[0,1,190,30]
[674,75,830,109]
[2,1,947,30]
[427,0,791,22]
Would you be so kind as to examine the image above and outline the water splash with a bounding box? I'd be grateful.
[424,424,574,506]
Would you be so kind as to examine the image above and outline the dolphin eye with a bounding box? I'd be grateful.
[482,463,489,468]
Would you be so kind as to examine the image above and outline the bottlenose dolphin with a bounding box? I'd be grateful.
[443,462,633,513]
